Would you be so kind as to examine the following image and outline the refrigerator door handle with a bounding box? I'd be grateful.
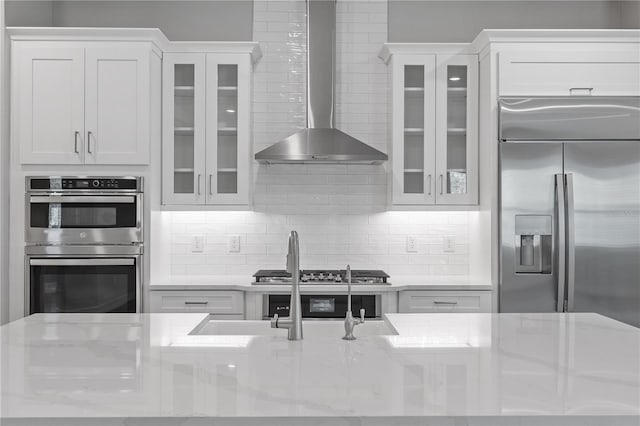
[555,173,567,312]
[565,173,575,311]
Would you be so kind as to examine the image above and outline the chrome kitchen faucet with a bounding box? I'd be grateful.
[342,264,365,340]
[270,231,303,340]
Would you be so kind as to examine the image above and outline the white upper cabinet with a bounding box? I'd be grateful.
[382,45,479,206]
[162,53,208,205]
[435,55,479,205]
[10,29,161,165]
[15,46,86,164]
[499,50,640,96]
[85,48,151,164]
[162,45,259,207]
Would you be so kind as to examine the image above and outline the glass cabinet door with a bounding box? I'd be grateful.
[435,55,478,205]
[392,56,436,205]
[162,53,206,205]
[206,55,250,205]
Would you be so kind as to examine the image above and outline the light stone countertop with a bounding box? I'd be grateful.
[149,275,493,292]
[1,312,638,426]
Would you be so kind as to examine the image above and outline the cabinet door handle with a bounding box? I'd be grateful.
[74,131,80,154]
[439,174,444,195]
[197,174,202,195]
[209,174,213,196]
[569,87,593,96]
[184,301,209,305]
[433,300,458,305]
[87,131,93,154]
[427,174,432,196]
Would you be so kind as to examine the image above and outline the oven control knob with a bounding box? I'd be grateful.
[92,179,100,188]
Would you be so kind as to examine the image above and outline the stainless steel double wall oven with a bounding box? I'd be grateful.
[25,177,143,314]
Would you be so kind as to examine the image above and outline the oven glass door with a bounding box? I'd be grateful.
[27,195,140,244]
[29,258,138,314]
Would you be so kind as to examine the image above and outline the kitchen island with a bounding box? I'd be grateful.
[1,313,638,426]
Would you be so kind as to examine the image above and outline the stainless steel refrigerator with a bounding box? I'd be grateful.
[499,97,640,327]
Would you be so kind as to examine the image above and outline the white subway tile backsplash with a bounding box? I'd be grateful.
[160,0,471,278]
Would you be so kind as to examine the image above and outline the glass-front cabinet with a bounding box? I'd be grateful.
[386,48,478,206]
[163,49,254,206]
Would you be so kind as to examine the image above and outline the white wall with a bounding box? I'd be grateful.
[4,0,52,26]
[388,0,631,42]
[621,1,640,28]
[51,0,252,41]
[0,0,7,325]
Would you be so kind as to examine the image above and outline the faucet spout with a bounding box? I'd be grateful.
[271,231,303,340]
[343,264,365,340]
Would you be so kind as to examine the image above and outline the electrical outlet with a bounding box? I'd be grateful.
[190,235,204,253]
[228,235,241,253]
[406,235,418,253]
[443,235,456,253]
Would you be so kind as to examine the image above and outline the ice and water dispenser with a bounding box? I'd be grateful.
[514,215,552,274]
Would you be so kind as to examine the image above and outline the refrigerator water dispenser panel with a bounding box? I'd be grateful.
[515,215,552,274]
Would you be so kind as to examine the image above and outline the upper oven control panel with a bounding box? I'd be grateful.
[27,177,143,192]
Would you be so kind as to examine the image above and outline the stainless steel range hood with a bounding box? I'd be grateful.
[254,0,388,165]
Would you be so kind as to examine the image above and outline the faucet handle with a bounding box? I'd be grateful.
[359,308,365,322]
[271,313,279,329]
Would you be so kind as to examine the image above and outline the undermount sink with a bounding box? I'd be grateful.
[190,318,398,338]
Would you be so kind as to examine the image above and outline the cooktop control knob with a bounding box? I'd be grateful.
[92,179,100,188]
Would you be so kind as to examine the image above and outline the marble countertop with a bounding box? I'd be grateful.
[149,275,493,291]
[1,312,639,425]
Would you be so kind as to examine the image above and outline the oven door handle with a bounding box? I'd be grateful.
[30,259,135,266]
[29,195,136,204]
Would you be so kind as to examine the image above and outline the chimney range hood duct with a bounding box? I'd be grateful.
[254,0,388,165]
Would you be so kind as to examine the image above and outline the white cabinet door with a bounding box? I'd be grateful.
[399,290,492,313]
[150,290,245,315]
[499,50,640,96]
[434,55,479,205]
[85,48,150,164]
[16,46,85,164]
[391,54,437,205]
[162,53,207,205]
[205,54,251,205]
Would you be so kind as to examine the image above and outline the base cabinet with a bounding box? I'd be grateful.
[399,290,492,313]
[150,290,245,318]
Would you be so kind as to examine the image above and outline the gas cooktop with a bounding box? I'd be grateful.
[252,269,390,285]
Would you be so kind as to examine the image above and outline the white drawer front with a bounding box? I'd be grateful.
[150,291,244,315]
[399,291,491,313]
[499,51,640,96]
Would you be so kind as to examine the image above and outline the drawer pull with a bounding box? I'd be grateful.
[433,300,458,305]
[184,301,209,305]
[569,87,593,95]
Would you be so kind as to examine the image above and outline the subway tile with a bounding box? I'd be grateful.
[164,0,469,276]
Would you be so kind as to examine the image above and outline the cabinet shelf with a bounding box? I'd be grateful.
[174,168,195,173]
[218,127,238,134]
[218,86,238,91]
[447,127,467,135]
[404,169,424,173]
[174,127,195,135]
[218,168,238,173]
[404,128,424,134]
[175,86,195,96]
[404,87,424,92]
[447,87,467,98]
